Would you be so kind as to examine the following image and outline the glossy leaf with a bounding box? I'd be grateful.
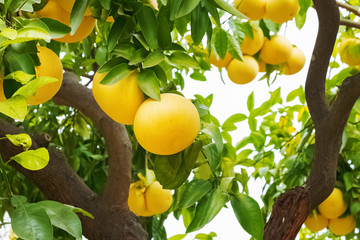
[214,28,228,59]
[99,63,133,85]
[97,57,127,73]
[203,143,221,171]
[36,201,82,240]
[157,15,172,49]
[143,51,165,68]
[186,188,228,233]
[231,193,264,240]
[137,69,161,100]
[11,197,53,240]
[39,18,71,39]
[175,0,201,19]
[4,70,35,84]
[13,76,58,98]
[222,113,247,132]
[0,95,28,121]
[137,6,158,50]
[168,52,201,69]
[191,4,209,45]
[70,0,89,35]
[108,16,132,52]
[178,179,212,209]
[11,147,49,171]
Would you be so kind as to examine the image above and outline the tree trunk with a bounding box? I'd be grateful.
[264,0,360,239]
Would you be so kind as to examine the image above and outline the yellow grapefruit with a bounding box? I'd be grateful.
[36,0,95,43]
[226,56,259,84]
[27,46,63,105]
[241,27,265,55]
[260,35,293,65]
[258,59,267,72]
[339,38,360,66]
[318,188,347,219]
[56,0,92,16]
[133,93,200,155]
[128,182,154,217]
[265,0,300,23]
[304,213,329,232]
[234,0,266,20]
[0,73,5,102]
[328,215,356,236]
[92,71,145,125]
[144,181,172,215]
[282,46,306,75]
[209,52,233,68]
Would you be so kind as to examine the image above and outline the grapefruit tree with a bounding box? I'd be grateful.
[0,0,360,240]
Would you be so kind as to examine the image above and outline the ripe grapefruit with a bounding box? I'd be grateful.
[339,37,360,66]
[304,213,329,232]
[241,27,265,55]
[260,35,293,65]
[57,0,92,16]
[209,51,233,68]
[92,71,145,125]
[328,215,356,236]
[265,0,300,23]
[133,93,200,155]
[318,188,347,219]
[234,0,266,20]
[282,46,306,75]
[144,181,172,214]
[226,56,259,84]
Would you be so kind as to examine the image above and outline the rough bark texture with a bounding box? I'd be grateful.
[0,72,148,240]
[264,0,360,239]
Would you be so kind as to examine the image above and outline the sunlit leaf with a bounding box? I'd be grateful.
[11,147,49,171]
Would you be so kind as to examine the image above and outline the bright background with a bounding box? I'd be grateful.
[165,8,319,240]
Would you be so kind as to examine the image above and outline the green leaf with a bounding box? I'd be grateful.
[0,95,28,121]
[107,16,132,52]
[0,28,17,39]
[202,124,223,152]
[137,69,161,100]
[4,70,35,84]
[203,143,221,171]
[286,86,305,102]
[137,6,158,50]
[6,133,32,150]
[186,188,228,233]
[154,142,200,189]
[213,0,247,19]
[157,14,172,49]
[36,201,82,240]
[11,199,53,240]
[70,207,94,219]
[0,27,50,47]
[13,76,59,99]
[129,48,149,65]
[247,92,254,111]
[70,0,89,35]
[344,172,354,191]
[112,44,137,60]
[98,57,127,73]
[214,28,228,59]
[168,52,201,69]
[231,193,264,240]
[169,234,187,240]
[99,63,133,85]
[191,4,209,45]
[227,33,243,60]
[39,18,71,39]
[176,0,201,19]
[178,179,212,209]
[143,51,165,68]
[222,113,247,132]
[10,147,49,171]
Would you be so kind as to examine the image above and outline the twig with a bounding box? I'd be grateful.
[340,19,360,29]
[337,1,360,16]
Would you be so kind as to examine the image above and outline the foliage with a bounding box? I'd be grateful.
[0,0,360,239]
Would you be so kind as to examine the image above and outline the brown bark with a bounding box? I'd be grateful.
[264,0,360,239]
[0,72,147,240]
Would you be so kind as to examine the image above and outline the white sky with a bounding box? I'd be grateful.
[165,8,319,240]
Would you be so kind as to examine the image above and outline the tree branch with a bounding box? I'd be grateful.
[52,72,133,209]
[337,1,360,16]
[340,19,360,29]
[304,0,339,125]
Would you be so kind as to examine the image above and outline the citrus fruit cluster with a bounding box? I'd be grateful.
[338,37,360,67]
[0,45,63,105]
[128,180,172,217]
[209,28,305,85]
[92,71,201,155]
[234,0,300,23]
[304,188,356,236]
